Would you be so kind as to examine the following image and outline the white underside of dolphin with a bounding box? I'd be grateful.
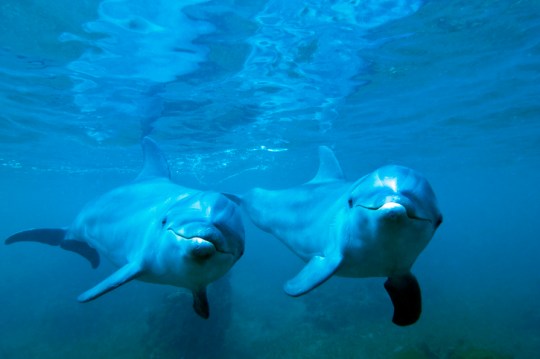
[5,137,245,319]
[238,146,443,326]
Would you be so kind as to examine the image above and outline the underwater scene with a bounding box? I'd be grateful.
[1,0,539,358]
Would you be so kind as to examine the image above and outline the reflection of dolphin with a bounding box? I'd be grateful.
[238,147,442,326]
[5,137,244,319]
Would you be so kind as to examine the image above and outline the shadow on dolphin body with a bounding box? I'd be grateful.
[4,137,245,319]
[234,146,443,326]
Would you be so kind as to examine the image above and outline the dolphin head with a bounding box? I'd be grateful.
[349,165,442,228]
[344,165,442,274]
[158,191,245,285]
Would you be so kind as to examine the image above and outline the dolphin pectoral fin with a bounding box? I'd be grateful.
[384,273,422,326]
[192,287,209,319]
[284,254,342,297]
[78,262,144,303]
[5,228,100,269]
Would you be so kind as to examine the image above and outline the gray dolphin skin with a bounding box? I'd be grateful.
[239,147,442,326]
[5,137,245,319]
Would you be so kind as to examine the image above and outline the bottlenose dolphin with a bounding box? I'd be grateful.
[5,137,245,319]
[238,147,442,326]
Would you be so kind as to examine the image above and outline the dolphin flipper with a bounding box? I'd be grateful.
[5,228,100,268]
[384,273,422,326]
[78,262,144,302]
[284,254,343,297]
[192,287,210,319]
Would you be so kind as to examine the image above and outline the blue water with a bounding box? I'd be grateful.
[1,0,539,358]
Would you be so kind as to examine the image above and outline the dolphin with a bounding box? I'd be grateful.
[5,137,245,319]
[237,147,442,326]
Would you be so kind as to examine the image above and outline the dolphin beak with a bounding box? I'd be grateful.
[379,202,405,211]
[356,198,432,223]
[190,237,217,259]
[373,202,408,221]
[168,228,235,257]
[378,202,406,219]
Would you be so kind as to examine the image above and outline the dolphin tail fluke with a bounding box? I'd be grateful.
[223,193,242,205]
[284,253,342,297]
[5,228,66,246]
[60,240,100,269]
[78,262,144,303]
[384,273,422,326]
[5,228,100,269]
[192,287,209,319]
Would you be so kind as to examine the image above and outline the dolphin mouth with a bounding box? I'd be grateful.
[167,229,234,256]
[356,203,433,223]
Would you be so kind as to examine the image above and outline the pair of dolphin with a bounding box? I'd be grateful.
[5,139,442,325]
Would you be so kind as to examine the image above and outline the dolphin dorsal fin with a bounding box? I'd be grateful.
[308,146,345,184]
[135,137,171,182]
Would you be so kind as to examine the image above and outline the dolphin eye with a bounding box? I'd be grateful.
[348,198,353,208]
[161,217,168,227]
